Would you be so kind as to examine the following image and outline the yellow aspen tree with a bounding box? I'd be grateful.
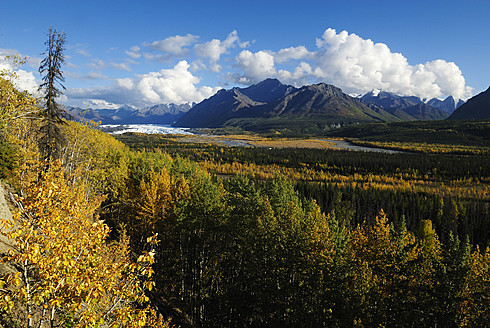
[462,246,490,326]
[347,210,420,326]
[0,56,40,130]
[137,167,172,233]
[60,120,129,197]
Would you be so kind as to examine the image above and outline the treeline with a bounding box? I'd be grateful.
[348,139,489,155]
[325,119,490,146]
[296,181,490,248]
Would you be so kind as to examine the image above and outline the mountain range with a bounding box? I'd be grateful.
[65,103,193,125]
[174,79,459,129]
[66,79,483,130]
[361,90,464,114]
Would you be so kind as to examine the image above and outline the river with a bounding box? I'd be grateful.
[100,124,405,154]
[318,139,405,154]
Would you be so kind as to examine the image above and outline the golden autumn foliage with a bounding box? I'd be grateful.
[0,161,169,327]
[60,120,130,197]
[0,57,43,182]
[137,167,173,232]
[462,246,490,325]
[199,160,490,201]
[0,56,40,132]
[0,66,175,326]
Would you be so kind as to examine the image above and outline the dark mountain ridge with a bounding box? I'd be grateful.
[361,90,464,114]
[266,83,398,121]
[448,87,490,120]
[174,88,269,128]
[239,78,297,102]
[174,78,300,128]
[401,103,449,121]
[175,80,400,128]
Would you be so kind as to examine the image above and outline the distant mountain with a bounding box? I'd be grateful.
[68,80,465,133]
[402,103,449,120]
[361,90,422,109]
[265,83,398,121]
[66,103,193,125]
[360,90,449,120]
[175,80,400,128]
[448,87,490,120]
[124,103,193,124]
[427,96,465,114]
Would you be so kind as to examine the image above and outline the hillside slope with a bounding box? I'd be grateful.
[449,87,490,120]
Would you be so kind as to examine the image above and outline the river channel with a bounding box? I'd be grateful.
[101,124,406,154]
[317,139,405,154]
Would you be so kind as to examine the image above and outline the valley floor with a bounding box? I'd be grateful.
[169,134,405,153]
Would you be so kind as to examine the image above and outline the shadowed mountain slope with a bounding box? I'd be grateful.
[449,87,490,120]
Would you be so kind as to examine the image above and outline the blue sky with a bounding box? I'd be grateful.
[1,0,488,108]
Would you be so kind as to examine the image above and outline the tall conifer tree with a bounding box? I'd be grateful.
[38,27,67,160]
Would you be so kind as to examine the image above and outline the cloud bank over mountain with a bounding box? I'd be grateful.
[2,28,474,108]
[315,29,472,100]
[66,61,221,108]
[233,29,472,101]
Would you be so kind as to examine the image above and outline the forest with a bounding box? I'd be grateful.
[112,130,490,327]
[1,52,490,327]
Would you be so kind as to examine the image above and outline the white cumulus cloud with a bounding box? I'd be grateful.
[231,28,472,99]
[88,59,107,70]
[275,46,313,64]
[421,60,472,100]
[125,46,141,59]
[66,71,108,81]
[110,62,132,72]
[194,30,240,71]
[10,69,38,94]
[66,61,220,108]
[85,99,120,109]
[277,62,313,83]
[0,50,39,94]
[312,28,472,99]
[235,50,276,83]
